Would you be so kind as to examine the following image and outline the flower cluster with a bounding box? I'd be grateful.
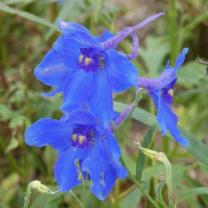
[25,12,189,200]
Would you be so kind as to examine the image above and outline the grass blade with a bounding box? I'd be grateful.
[136,126,155,181]
[114,102,208,167]
[176,187,208,204]
[0,2,59,31]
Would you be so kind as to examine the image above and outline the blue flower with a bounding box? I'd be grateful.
[138,48,189,147]
[25,110,127,200]
[34,22,138,126]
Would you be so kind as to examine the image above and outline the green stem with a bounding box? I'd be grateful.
[114,180,120,207]
[162,156,174,207]
[0,137,23,176]
[23,184,32,208]
[23,181,57,208]
[118,185,136,199]
[70,191,86,208]
[183,10,208,33]
[138,147,174,207]
[168,0,178,64]
[130,176,160,208]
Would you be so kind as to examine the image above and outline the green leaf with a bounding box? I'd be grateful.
[89,0,103,22]
[0,174,19,203]
[0,2,59,31]
[55,0,84,21]
[45,0,84,39]
[30,193,63,208]
[3,0,34,5]
[114,102,208,168]
[0,104,13,121]
[121,149,136,175]
[120,188,143,208]
[5,137,19,153]
[114,102,156,126]
[176,187,208,204]
[155,181,167,206]
[178,62,205,87]
[9,114,28,129]
[136,126,155,181]
[139,36,169,75]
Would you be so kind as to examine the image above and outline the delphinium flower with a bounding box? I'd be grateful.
[34,13,164,126]
[138,48,189,147]
[25,110,127,200]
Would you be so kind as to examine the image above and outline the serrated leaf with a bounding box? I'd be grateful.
[139,36,170,75]
[178,62,206,87]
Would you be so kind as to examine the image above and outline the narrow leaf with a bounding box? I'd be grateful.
[155,181,167,206]
[176,187,208,204]
[0,2,59,31]
[114,102,208,168]
[136,126,155,181]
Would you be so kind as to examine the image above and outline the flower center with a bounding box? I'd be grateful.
[71,125,94,148]
[77,47,106,72]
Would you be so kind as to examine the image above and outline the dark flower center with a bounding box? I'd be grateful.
[71,125,95,148]
[77,47,106,72]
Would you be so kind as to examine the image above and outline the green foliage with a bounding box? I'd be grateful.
[136,126,155,181]
[0,0,208,207]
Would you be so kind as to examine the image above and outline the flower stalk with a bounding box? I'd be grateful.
[101,12,164,50]
[23,180,57,208]
[136,142,174,207]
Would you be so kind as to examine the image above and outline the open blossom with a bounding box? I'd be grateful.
[25,110,127,200]
[138,48,189,146]
[34,23,138,126]
[34,13,163,126]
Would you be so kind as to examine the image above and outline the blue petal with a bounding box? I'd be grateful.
[53,36,83,68]
[91,164,117,200]
[150,91,188,147]
[25,118,71,151]
[34,49,72,87]
[62,110,98,126]
[151,48,188,90]
[106,49,138,92]
[82,138,127,200]
[56,23,98,48]
[112,160,128,179]
[54,150,81,192]
[164,48,189,74]
[95,30,114,42]
[88,71,114,126]
[161,99,188,147]
[82,141,113,200]
[174,48,189,71]
[41,88,60,97]
[61,70,94,112]
[165,110,188,147]
[103,130,121,160]
[58,21,91,35]
[163,79,176,104]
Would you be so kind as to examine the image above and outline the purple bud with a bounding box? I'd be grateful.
[101,12,164,50]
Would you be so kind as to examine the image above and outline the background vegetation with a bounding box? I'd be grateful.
[0,0,208,207]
